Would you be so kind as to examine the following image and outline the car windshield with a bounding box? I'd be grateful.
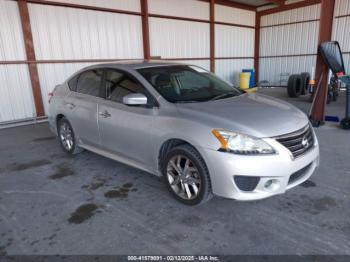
[137,65,243,103]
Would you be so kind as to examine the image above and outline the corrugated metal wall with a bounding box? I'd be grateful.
[148,0,210,73]
[148,0,209,20]
[215,4,255,26]
[29,4,143,60]
[0,0,36,123]
[215,4,255,84]
[333,0,350,74]
[215,25,254,57]
[28,3,144,114]
[149,18,210,59]
[259,4,321,86]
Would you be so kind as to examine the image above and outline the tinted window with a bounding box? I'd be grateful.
[138,65,242,103]
[104,70,146,103]
[76,69,103,97]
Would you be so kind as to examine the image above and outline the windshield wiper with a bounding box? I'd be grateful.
[209,91,238,101]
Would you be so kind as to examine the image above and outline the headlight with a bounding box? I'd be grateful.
[212,129,275,155]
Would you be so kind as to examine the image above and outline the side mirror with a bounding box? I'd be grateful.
[123,93,148,106]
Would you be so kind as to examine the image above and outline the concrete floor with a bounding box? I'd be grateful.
[0,88,349,255]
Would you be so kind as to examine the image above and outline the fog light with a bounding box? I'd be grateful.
[264,179,280,191]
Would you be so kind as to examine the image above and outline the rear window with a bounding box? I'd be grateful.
[76,69,103,97]
[68,75,79,91]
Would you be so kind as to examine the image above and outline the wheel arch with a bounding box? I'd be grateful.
[56,114,65,125]
[157,138,204,175]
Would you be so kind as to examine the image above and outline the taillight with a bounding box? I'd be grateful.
[48,92,54,103]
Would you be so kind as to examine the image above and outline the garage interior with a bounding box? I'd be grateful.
[0,0,350,257]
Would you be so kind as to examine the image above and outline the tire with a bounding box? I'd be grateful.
[161,144,212,205]
[327,89,332,104]
[340,118,350,130]
[57,117,83,154]
[287,74,302,98]
[333,92,338,101]
[300,72,310,95]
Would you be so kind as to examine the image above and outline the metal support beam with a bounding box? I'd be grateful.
[258,0,321,16]
[18,0,45,117]
[141,0,150,60]
[309,0,336,125]
[254,12,261,85]
[214,0,256,11]
[210,0,215,73]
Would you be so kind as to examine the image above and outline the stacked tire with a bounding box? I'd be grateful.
[287,72,310,98]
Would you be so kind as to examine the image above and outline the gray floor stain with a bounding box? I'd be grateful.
[279,194,338,215]
[7,159,51,172]
[312,196,337,213]
[32,136,56,142]
[299,195,337,215]
[180,215,202,227]
[104,189,128,199]
[49,165,74,180]
[0,238,13,256]
[68,203,98,224]
[81,176,111,191]
[104,183,137,199]
[122,182,133,188]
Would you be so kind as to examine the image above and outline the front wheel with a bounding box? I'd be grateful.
[162,145,212,205]
[57,117,83,154]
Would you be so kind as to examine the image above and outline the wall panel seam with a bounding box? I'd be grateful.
[260,19,320,29]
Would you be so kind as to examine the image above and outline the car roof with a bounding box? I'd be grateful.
[88,60,191,70]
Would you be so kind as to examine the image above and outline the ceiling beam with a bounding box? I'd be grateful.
[197,0,256,11]
[267,0,285,6]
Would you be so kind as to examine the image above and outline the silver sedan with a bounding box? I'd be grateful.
[48,61,320,205]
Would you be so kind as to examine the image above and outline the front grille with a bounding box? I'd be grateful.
[288,163,312,184]
[275,125,314,158]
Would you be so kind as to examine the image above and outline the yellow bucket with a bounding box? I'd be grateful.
[239,72,250,90]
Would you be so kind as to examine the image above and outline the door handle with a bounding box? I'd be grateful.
[65,103,75,109]
[99,110,111,118]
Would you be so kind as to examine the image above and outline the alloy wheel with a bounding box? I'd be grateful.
[166,155,201,200]
[59,122,74,151]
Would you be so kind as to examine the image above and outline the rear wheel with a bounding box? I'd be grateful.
[57,117,83,154]
[162,145,212,205]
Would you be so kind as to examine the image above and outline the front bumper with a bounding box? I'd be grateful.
[200,136,320,201]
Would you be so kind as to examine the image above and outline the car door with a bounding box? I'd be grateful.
[64,69,103,147]
[98,68,156,170]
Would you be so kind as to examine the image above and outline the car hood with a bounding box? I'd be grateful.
[175,93,309,138]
